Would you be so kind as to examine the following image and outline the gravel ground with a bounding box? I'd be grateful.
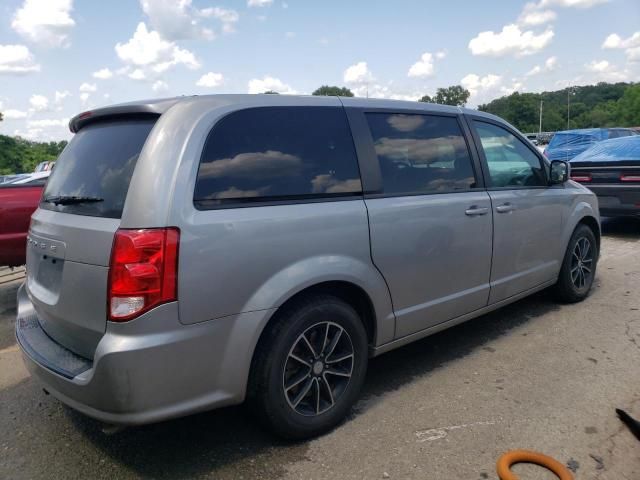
[1,218,638,480]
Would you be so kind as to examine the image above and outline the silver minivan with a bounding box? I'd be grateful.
[16,95,600,439]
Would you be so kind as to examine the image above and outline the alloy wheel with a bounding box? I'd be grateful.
[571,236,593,290]
[283,321,354,416]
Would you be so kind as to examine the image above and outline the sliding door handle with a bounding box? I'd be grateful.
[496,203,515,213]
[465,206,489,216]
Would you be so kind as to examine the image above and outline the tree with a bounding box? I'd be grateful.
[419,94,433,103]
[617,84,640,126]
[478,82,639,132]
[433,85,470,106]
[0,111,3,122]
[0,135,67,175]
[312,85,354,97]
[263,90,279,94]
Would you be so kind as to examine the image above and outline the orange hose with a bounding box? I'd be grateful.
[496,450,574,480]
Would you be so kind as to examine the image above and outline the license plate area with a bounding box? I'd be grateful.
[26,233,67,305]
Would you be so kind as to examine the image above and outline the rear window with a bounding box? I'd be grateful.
[193,107,362,208]
[41,118,156,218]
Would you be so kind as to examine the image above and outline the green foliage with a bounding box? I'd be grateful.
[617,84,640,126]
[263,90,279,94]
[0,134,67,175]
[479,82,639,132]
[434,85,470,106]
[419,86,471,106]
[312,85,354,97]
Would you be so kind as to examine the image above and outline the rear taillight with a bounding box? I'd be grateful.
[570,173,592,182]
[108,228,179,322]
[620,174,640,182]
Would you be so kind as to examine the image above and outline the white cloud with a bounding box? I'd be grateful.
[518,3,557,26]
[526,65,542,76]
[247,76,296,94]
[500,79,525,96]
[128,69,146,80]
[141,0,212,40]
[79,82,97,93]
[408,52,435,78]
[435,51,447,60]
[79,92,90,104]
[13,128,43,140]
[585,59,610,72]
[11,0,75,48]
[196,72,224,88]
[54,90,71,109]
[602,32,640,62]
[199,7,239,34]
[602,33,623,49]
[526,55,558,76]
[0,44,40,74]
[29,94,49,111]
[461,73,504,106]
[344,61,373,85]
[115,23,201,74]
[469,24,554,57]
[248,0,273,7]
[28,118,68,128]
[92,68,113,79]
[342,62,399,99]
[3,109,28,120]
[152,80,168,92]
[517,0,609,29]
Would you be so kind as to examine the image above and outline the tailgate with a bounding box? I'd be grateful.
[25,117,157,359]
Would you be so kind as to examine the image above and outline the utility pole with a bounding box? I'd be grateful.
[539,99,543,134]
[567,88,571,130]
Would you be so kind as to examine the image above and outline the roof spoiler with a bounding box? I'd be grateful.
[68,97,184,133]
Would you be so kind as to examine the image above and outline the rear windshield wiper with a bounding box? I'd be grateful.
[43,195,104,206]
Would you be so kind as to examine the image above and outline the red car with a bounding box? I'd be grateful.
[0,176,47,267]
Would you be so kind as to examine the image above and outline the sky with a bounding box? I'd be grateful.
[0,0,639,141]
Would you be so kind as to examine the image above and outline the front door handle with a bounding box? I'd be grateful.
[496,203,515,213]
[465,206,489,216]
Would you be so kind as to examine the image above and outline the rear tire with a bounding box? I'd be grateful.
[553,224,598,303]
[247,295,368,440]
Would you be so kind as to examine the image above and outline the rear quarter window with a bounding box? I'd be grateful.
[193,107,362,208]
[41,118,156,218]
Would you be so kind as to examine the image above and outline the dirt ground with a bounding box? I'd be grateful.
[1,217,638,480]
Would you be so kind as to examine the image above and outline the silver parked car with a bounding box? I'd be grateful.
[16,95,600,439]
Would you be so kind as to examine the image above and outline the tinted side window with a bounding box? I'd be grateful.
[194,107,362,207]
[365,113,477,195]
[473,121,546,188]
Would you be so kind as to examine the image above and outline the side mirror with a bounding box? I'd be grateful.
[549,160,569,185]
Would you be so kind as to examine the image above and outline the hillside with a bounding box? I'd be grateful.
[0,135,67,175]
[479,82,640,133]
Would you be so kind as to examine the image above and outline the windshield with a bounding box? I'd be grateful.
[41,118,156,218]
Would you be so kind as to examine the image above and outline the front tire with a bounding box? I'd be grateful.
[553,224,598,303]
[248,295,368,440]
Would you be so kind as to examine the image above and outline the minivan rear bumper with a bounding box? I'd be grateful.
[16,283,276,425]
